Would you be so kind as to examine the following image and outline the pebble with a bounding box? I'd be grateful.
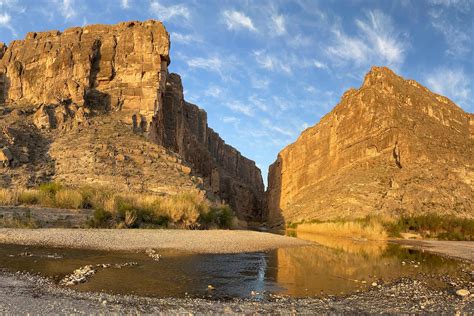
[372,282,378,287]
[455,289,470,297]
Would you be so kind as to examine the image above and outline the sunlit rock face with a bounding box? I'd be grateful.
[266,67,473,226]
[0,20,264,220]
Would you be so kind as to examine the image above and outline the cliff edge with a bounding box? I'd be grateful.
[267,67,473,226]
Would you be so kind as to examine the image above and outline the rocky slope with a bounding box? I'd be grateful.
[267,67,473,226]
[0,20,264,220]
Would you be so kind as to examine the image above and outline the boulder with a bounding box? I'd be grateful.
[0,147,13,167]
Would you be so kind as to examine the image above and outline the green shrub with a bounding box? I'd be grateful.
[199,204,235,229]
[39,182,63,196]
[88,208,112,228]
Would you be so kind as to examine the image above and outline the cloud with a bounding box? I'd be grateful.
[150,0,190,22]
[0,11,15,35]
[120,0,129,9]
[327,10,406,68]
[222,10,256,32]
[226,100,254,117]
[425,67,471,108]
[261,118,295,137]
[0,11,10,24]
[429,9,471,57]
[428,0,472,10]
[171,32,201,45]
[53,0,76,20]
[313,60,327,69]
[187,56,223,73]
[250,77,270,90]
[271,14,286,35]
[221,116,240,127]
[204,86,222,98]
[253,50,292,74]
[249,95,269,112]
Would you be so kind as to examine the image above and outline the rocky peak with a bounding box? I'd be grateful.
[266,66,472,226]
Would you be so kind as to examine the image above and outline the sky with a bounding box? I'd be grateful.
[0,0,473,184]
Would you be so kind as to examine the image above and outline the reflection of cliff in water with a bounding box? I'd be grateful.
[268,232,463,297]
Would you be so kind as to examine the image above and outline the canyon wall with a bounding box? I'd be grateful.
[267,67,473,226]
[0,20,264,220]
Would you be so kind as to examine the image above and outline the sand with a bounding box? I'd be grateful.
[0,228,310,254]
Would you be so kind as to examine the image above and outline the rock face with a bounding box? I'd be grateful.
[0,20,264,220]
[267,67,473,226]
[0,20,169,125]
[151,74,265,219]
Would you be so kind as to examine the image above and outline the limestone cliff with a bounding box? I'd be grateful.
[0,20,264,220]
[267,67,473,226]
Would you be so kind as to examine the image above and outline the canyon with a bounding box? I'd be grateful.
[267,67,473,226]
[0,20,264,221]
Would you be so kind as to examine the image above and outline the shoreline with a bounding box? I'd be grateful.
[0,228,310,254]
[391,239,474,262]
[0,270,471,314]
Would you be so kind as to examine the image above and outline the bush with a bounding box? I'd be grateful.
[39,182,63,196]
[54,190,83,209]
[199,204,234,229]
[88,208,112,228]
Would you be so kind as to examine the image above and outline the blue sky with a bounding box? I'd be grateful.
[0,0,473,184]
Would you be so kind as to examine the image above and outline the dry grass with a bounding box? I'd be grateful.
[0,183,234,229]
[54,189,83,209]
[294,221,388,240]
[0,189,19,205]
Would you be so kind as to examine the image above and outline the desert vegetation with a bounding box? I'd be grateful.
[287,214,474,241]
[0,183,235,229]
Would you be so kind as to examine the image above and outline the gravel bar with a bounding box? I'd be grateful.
[0,228,310,253]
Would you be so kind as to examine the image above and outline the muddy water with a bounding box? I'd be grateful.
[0,234,470,299]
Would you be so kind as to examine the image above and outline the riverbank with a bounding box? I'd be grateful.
[0,228,310,254]
[392,239,474,261]
[0,270,472,314]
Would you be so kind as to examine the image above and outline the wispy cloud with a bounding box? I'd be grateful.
[221,116,240,128]
[222,10,256,32]
[226,100,254,117]
[56,0,76,20]
[120,0,129,9]
[428,0,472,11]
[428,9,471,57]
[425,67,471,109]
[0,12,15,35]
[249,95,269,112]
[204,86,222,98]
[171,32,201,45]
[313,60,327,69]
[270,14,286,35]
[253,50,292,74]
[187,56,222,72]
[327,10,406,68]
[150,0,190,22]
[250,77,270,90]
[261,118,295,137]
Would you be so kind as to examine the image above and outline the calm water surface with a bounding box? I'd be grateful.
[0,232,470,299]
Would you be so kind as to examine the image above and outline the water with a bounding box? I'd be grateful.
[0,233,470,299]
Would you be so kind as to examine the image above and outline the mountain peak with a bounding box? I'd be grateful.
[362,66,401,88]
